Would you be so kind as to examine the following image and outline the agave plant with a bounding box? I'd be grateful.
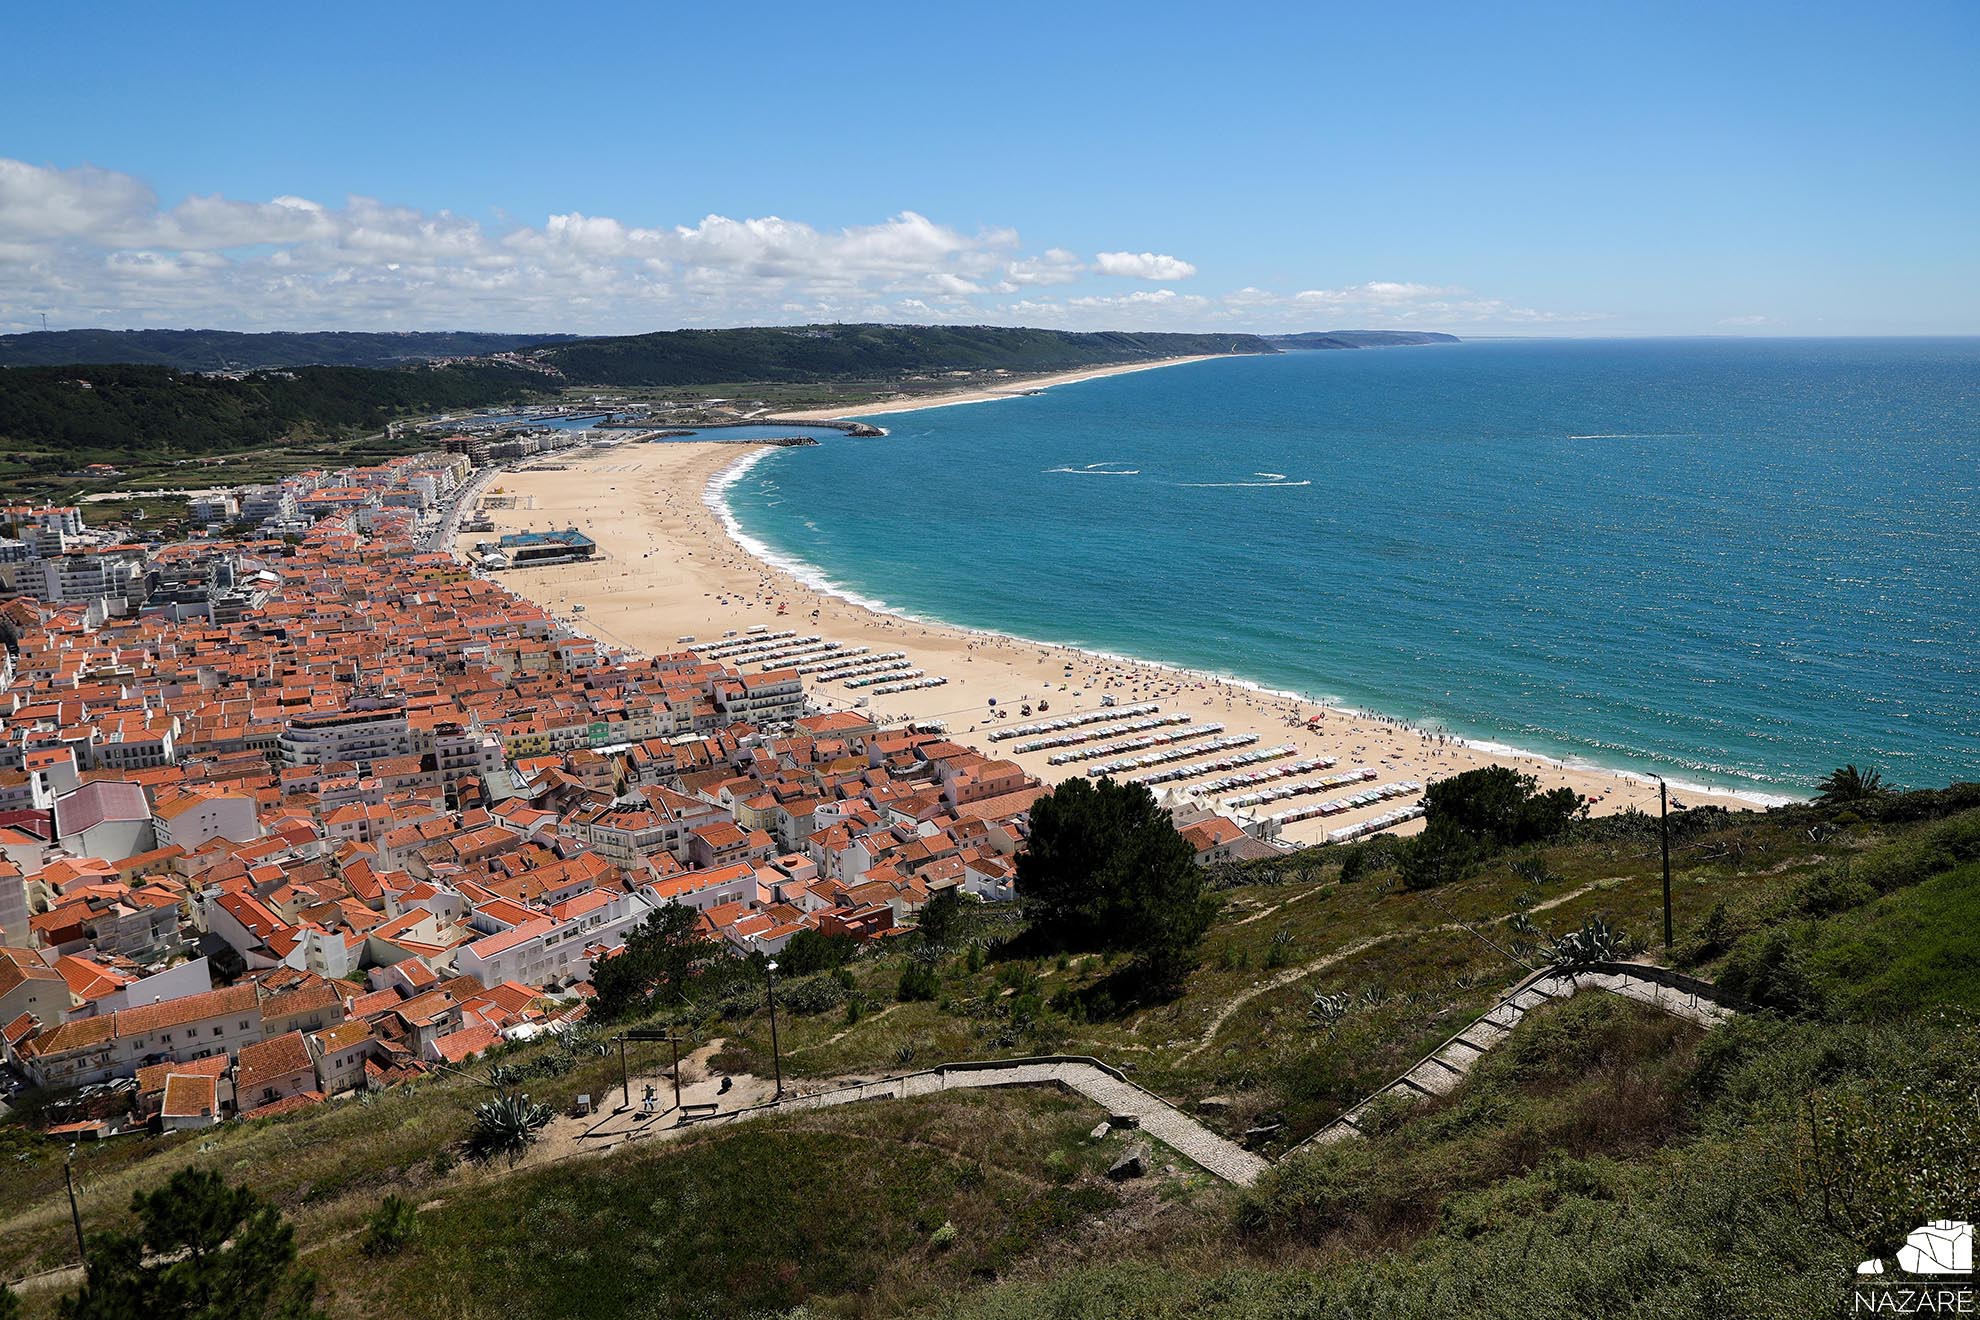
[467,1091,553,1167]
[1509,856,1561,887]
[1307,990,1353,1030]
[1546,914,1630,966]
[894,1040,918,1069]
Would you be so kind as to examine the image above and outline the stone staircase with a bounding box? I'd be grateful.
[1288,960,1744,1152]
[663,961,1744,1189]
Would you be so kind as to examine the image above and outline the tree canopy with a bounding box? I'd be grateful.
[1819,764,1891,805]
[1016,776,1216,995]
[1421,766,1584,850]
[589,902,722,1019]
[58,1168,319,1320]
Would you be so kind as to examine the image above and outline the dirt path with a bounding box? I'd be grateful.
[1180,876,1621,1061]
[787,1003,902,1055]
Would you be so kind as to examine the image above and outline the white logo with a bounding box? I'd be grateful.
[1859,1221,1975,1277]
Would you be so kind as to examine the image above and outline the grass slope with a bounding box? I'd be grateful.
[8,790,1980,1319]
[319,1090,1179,1320]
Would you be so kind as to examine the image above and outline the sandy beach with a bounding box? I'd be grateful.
[462,370,1770,847]
[769,355,1230,420]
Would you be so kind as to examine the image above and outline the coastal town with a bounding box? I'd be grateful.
[3,8,1970,1311]
[0,422,1297,1136]
[0,403,1772,1137]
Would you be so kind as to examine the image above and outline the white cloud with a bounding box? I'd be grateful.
[0,157,1599,335]
[1235,280,1606,329]
[1717,314,1775,327]
[1005,248,1085,287]
[1093,250,1198,281]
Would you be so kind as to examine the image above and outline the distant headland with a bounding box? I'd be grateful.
[1264,330,1461,350]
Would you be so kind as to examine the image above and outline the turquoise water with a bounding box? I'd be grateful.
[718,340,1980,797]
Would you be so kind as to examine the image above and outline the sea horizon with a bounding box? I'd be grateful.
[715,338,1980,802]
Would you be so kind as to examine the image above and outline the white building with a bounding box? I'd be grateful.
[278,701,414,769]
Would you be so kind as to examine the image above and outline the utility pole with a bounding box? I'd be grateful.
[1652,773,1673,950]
[765,958,784,1101]
[65,1145,87,1270]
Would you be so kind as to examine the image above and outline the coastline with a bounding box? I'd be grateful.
[704,446,1795,810]
[466,429,1780,849]
[767,354,1232,421]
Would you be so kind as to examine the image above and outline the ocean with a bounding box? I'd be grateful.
[716,339,1980,798]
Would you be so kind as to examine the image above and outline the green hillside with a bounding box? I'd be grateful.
[0,324,1272,489]
[1265,330,1460,349]
[0,362,554,476]
[525,324,1273,387]
[0,329,571,370]
[8,783,1977,1319]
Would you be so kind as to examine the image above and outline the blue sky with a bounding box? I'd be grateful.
[2,0,1975,335]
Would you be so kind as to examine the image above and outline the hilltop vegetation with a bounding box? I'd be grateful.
[522,324,1274,388]
[0,324,1270,486]
[0,329,571,371]
[1265,330,1460,349]
[9,780,1979,1319]
[0,362,553,474]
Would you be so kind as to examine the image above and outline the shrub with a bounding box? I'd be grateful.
[360,1193,420,1257]
[1721,927,1822,1017]
[1398,817,1483,891]
[1545,914,1632,965]
[778,974,848,1016]
[898,962,941,1002]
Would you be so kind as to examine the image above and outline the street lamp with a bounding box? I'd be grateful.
[765,958,784,1101]
[1649,773,1673,951]
[65,1144,87,1271]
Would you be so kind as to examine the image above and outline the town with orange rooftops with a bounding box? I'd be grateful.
[0,442,1172,1133]
[9,14,1976,1310]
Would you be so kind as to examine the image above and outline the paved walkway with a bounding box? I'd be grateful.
[685,1056,1272,1186]
[1290,961,1741,1151]
[572,962,1741,1191]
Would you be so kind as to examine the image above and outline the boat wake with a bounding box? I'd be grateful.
[1177,472,1311,488]
[1047,462,1141,476]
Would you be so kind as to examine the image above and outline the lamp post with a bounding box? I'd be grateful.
[65,1144,87,1271]
[1650,773,1673,951]
[618,1035,630,1110]
[765,957,784,1101]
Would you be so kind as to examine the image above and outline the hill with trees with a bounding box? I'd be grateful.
[0,362,554,473]
[520,324,1275,387]
[0,329,571,370]
[0,325,1273,476]
[1265,330,1460,349]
